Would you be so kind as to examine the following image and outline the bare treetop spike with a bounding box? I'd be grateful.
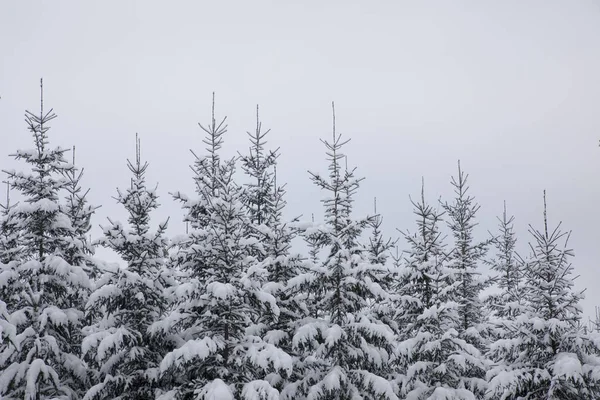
[332,101,336,142]
[40,78,44,118]
[543,189,548,239]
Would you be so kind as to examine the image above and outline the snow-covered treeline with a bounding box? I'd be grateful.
[1,82,600,400]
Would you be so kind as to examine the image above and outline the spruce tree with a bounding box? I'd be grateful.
[0,80,90,399]
[286,103,397,400]
[239,105,278,229]
[158,95,290,400]
[366,198,394,267]
[62,147,101,281]
[488,202,524,321]
[441,161,490,336]
[364,197,396,337]
[394,181,486,399]
[0,183,23,264]
[0,293,16,356]
[61,147,101,400]
[239,108,309,393]
[487,192,600,399]
[82,135,171,400]
[301,213,323,320]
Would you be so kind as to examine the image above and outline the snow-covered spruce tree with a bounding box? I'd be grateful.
[157,95,291,400]
[239,105,278,230]
[285,103,397,400]
[302,213,323,320]
[441,161,491,345]
[62,147,101,281]
[0,183,23,264]
[0,80,90,399]
[365,197,395,306]
[487,192,600,399]
[0,290,17,360]
[82,135,171,400]
[394,181,486,399]
[487,202,524,321]
[60,147,101,399]
[239,108,310,392]
[365,198,394,267]
[256,179,311,394]
[364,197,396,336]
[0,288,19,397]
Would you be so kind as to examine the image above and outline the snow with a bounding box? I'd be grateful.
[0,268,18,288]
[82,330,112,357]
[156,390,178,400]
[430,387,476,400]
[96,327,133,361]
[160,337,221,373]
[292,321,326,348]
[86,283,121,308]
[17,198,59,214]
[206,281,236,300]
[197,379,234,400]
[553,352,583,381]
[255,290,280,316]
[324,324,344,347]
[246,342,293,375]
[25,359,53,400]
[306,366,345,400]
[241,380,279,400]
[357,371,399,400]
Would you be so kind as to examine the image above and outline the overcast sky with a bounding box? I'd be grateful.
[1,1,599,319]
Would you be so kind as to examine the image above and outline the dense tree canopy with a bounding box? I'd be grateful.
[0,85,598,400]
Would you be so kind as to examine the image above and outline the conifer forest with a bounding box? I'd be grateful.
[1,2,600,400]
[0,80,598,399]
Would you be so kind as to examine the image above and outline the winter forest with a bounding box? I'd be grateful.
[0,78,599,400]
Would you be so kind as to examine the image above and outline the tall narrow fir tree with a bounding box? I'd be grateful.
[393,181,485,399]
[158,95,291,400]
[287,103,397,400]
[83,134,171,400]
[0,80,91,399]
[487,192,600,399]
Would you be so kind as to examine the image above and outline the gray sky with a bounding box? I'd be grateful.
[1,1,599,319]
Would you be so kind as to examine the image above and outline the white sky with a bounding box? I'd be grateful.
[1,1,599,319]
